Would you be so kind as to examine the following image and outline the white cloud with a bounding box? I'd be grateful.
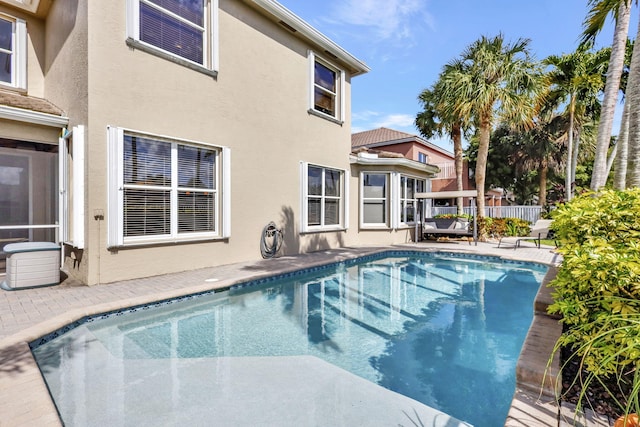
[328,0,432,42]
[374,113,416,128]
[352,111,417,133]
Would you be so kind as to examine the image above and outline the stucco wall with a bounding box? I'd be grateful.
[76,0,355,284]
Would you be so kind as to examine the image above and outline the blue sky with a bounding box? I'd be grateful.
[278,0,633,151]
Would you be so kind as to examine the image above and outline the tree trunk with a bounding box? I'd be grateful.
[613,97,629,189]
[571,128,581,185]
[475,114,491,219]
[566,97,575,200]
[539,157,548,207]
[590,0,631,191]
[452,122,464,214]
[626,11,640,187]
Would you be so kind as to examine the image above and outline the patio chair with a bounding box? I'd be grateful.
[498,219,553,249]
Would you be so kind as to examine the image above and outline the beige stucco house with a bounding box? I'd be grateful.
[0,0,439,286]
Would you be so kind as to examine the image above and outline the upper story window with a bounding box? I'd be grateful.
[0,15,26,90]
[107,127,230,247]
[301,162,347,231]
[127,0,218,74]
[418,152,428,164]
[308,51,345,123]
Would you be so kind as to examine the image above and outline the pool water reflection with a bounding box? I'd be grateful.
[32,252,547,427]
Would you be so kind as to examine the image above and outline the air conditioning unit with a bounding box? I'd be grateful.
[1,242,61,291]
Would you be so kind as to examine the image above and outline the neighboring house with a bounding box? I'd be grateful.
[352,127,473,206]
[0,0,438,286]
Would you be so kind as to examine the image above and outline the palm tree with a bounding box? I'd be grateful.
[624,25,640,186]
[583,0,632,190]
[520,114,568,206]
[613,40,634,189]
[544,48,607,200]
[440,34,542,218]
[415,63,470,214]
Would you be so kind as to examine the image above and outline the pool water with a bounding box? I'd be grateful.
[32,252,547,427]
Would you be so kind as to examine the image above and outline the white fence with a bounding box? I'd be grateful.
[430,206,543,223]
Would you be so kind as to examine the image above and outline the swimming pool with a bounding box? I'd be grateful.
[31,251,547,426]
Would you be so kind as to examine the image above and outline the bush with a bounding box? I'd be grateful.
[476,217,530,238]
[548,189,640,415]
[433,213,472,220]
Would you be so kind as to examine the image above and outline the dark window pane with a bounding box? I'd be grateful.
[0,18,11,51]
[314,87,335,116]
[147,0,204,26]
[0,52,10,83]
[178,145,215,189]
[324,199,339,225]
[178,191,214,232]
[124,189,170,236]
[363,174,386,198]
[124,135,171,186]
[315,61,335,92]
[403,202,415,223]
[140,2,203,64]
[406,178,415,199]
[307,198,320,226]
[324,169,340,197]
[308,166,322,196]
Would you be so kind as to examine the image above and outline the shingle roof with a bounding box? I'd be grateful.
[0,90,64,116]
[351,127,417,148]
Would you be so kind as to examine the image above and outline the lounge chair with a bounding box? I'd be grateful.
[498,219,553,249]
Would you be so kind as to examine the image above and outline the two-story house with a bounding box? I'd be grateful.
[0,0,441,286]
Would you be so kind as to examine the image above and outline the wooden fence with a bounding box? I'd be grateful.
[431,206,543,223]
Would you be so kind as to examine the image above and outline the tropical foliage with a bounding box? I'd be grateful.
[548,189,640,416]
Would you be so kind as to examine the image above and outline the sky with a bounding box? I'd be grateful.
[277,0,634,152]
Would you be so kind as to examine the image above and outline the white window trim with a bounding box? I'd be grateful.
[307,50,345,124]
[107,126,230,248]
[59,126,86,249]
[125,0,219,76]
[0,15,27,91]
[360,171,390,229]
[300,161,347,233]
[398,173,426,228]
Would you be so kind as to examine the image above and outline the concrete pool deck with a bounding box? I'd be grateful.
[0,241,607,426]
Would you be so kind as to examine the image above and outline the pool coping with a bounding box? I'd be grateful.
[0,244,565,427]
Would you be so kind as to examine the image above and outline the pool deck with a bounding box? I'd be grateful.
[0,241,611,426]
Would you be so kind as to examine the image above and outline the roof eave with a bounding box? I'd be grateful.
[0,104,69,127]
[349,154,440,177]
[356,137,454,157]
[248,0,370,76]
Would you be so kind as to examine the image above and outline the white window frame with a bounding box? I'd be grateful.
[126,0,219,75]
[58,125,85,249]
[398,174,425,226]
[0,14,27,90]
[360,172,389,228]
[300,162,347,232]
[308,51,345,123]
[418,152,428,164]
[107,126,230,247]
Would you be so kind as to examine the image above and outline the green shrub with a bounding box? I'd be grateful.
[504,217,531,236]
[476,216,530,238]
[548,189,640,415]
[433,213,472,220]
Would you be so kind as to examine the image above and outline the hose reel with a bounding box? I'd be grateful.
[260,221,283,259]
